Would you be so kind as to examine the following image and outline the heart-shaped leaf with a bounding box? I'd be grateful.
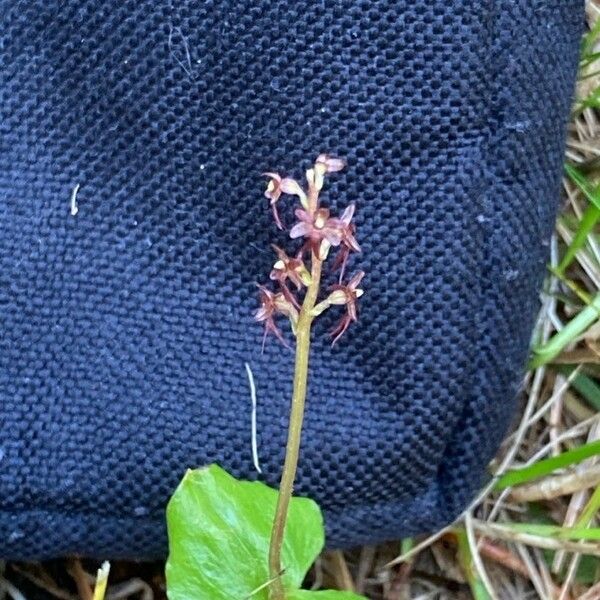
[166,464,366,600]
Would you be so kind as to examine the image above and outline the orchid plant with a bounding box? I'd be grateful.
[165,155,366,600]
[258,155,364,599]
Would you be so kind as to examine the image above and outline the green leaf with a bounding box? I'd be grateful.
[166,465,367,600]
[166,465,321,599]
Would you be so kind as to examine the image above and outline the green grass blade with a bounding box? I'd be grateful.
[582,17,600,58]
[529,292,600,368]
[495,439,600,490]
[564,165,600,211]
[400,538,414,555]
[578,485,600,527]
[556,365,600,411]
[575,87,600,114]
[505,523,600,542]
[581,51,600,68]
[556,204,600,275]
[455,529,493,600]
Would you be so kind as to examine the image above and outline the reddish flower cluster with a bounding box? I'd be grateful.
[255,154,364,348]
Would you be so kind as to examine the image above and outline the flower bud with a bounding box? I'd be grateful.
[325,289,348,305]
[318,239,331,260]
[299,267,312,287]
[311,166,324,192]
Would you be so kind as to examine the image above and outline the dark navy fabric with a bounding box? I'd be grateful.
[0,1,582,559]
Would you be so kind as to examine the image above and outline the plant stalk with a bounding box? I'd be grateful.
[268,254,323,600]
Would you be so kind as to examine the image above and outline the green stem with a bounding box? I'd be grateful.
[268,255,322,600]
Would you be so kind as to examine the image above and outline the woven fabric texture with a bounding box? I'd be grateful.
[0,0,582,559]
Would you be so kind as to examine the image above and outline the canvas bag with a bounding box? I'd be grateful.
[0,0,583,558]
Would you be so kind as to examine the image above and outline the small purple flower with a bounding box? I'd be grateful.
[270,245,310,291]
[330,204,360,280]
[264,173,309,229]
[254,285,298,350]
[328,271,365,344]
[335,204,360,253]
[290,208,343,256]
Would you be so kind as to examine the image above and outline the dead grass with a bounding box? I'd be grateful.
[317,3,600,598]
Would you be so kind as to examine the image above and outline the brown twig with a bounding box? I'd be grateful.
[355,546,375,594]
[68,559,93,600]
[326,550,355,592]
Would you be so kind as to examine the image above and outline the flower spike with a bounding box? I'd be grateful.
[255,154,364,595]
[258,155,363,348]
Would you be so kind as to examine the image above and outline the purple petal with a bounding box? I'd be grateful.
[324,229,342,246]
[271,204,285,230]
[254,307,268,321]
[280,178,306,198]
[330,314,351,345]
[290,222,311,239]
[325,157,345,172]
[349,271,365,288]
[347,301,358,322]
[340,203,355,224]
[316,154,346,173]
[345,233,361,253]
[262,171,281,180]
[294,208,312,223]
